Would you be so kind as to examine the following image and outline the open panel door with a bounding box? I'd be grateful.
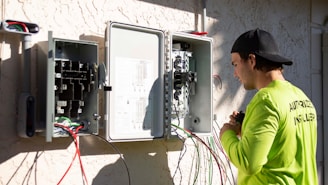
[105,22,165,141]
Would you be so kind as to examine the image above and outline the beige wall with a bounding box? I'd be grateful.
[0,0,325,184]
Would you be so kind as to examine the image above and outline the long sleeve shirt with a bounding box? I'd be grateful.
[221,80,318,185]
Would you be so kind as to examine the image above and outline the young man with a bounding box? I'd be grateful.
[219,28,318,185]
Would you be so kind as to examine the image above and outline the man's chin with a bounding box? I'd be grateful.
[243,84,254,90]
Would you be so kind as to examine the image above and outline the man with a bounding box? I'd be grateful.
[219,28,318,185]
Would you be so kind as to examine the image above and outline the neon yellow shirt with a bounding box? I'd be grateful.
[221,80,318,185]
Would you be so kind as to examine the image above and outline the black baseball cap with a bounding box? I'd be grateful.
[231,28,293,65]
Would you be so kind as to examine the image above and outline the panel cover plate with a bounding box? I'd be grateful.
[105,22,165,141]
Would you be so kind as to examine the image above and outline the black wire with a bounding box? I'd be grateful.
[172,124,202,185]
[171,104,189,185]
[214,120,236,185]
[173,103,181,127]
[90,134,131,185]
[171,104,203,185]
[172,131,187,185]
[191,141,201,185]
[21,151,44,185]
[6,152,29,185]
[34,152,38,185]
[189,132,224,185]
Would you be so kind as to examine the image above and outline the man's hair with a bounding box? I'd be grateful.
[238,52,284,72]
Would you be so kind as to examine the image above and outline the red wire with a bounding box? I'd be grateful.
[75,126,89,185]
[56,144,79,185]
[7,21,28,32]
[212,125,236,184]
[54,124,89,185]
[191,31,208,36]
[185,129,225,185]
[54,124,77,185]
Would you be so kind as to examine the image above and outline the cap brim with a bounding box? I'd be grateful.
[256,52,293,65]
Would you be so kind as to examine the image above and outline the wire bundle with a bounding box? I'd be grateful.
[171,122,236,185]
[3,20,39,33]
[5,151,44,185]
[54,118,88,185]
[6,21,28,32]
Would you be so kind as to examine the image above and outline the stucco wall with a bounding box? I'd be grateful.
[0,0,322,185]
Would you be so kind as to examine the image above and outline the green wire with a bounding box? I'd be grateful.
[56,116,80,127]
[9,24,23,31]
[70,122,81,127]
[56,116,71,123]
[193,142,201,185]
[171,123,201,185]
[207,137,214,185]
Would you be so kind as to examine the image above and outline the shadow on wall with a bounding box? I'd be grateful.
[0,29,185,184]
[139,0,252,113]
[79,136,183,185]
[0,1,247,183]
[0,33,22,154]
[205,0,255,113]
[0,32,76,165]
[79,34,182,185]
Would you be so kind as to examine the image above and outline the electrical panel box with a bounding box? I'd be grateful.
[104,22,213,142]
[37,31,99,142]
[168,32,213,137]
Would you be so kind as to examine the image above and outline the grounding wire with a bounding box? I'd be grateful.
[90,134,131,185]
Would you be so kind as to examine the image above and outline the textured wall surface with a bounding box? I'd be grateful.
[0,0,324,185]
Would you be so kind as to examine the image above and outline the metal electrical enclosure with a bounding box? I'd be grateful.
[105,22,213,142]
[168,32,213,137]
[38,31,99,142]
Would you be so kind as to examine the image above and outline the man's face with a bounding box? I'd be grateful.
[231,53,255,90]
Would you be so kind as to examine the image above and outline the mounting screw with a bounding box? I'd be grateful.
[93,113,101,120]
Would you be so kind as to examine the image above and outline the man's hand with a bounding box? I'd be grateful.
[220,123,241,139]
[220,111,242,139]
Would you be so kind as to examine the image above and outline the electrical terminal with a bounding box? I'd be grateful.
[54,117,90,133]
[54,117,71,127]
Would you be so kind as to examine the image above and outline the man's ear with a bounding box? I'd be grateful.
[248,54,256,69]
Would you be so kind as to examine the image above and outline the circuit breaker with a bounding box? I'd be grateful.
[104,22,213,142]
[37,32,99,142]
